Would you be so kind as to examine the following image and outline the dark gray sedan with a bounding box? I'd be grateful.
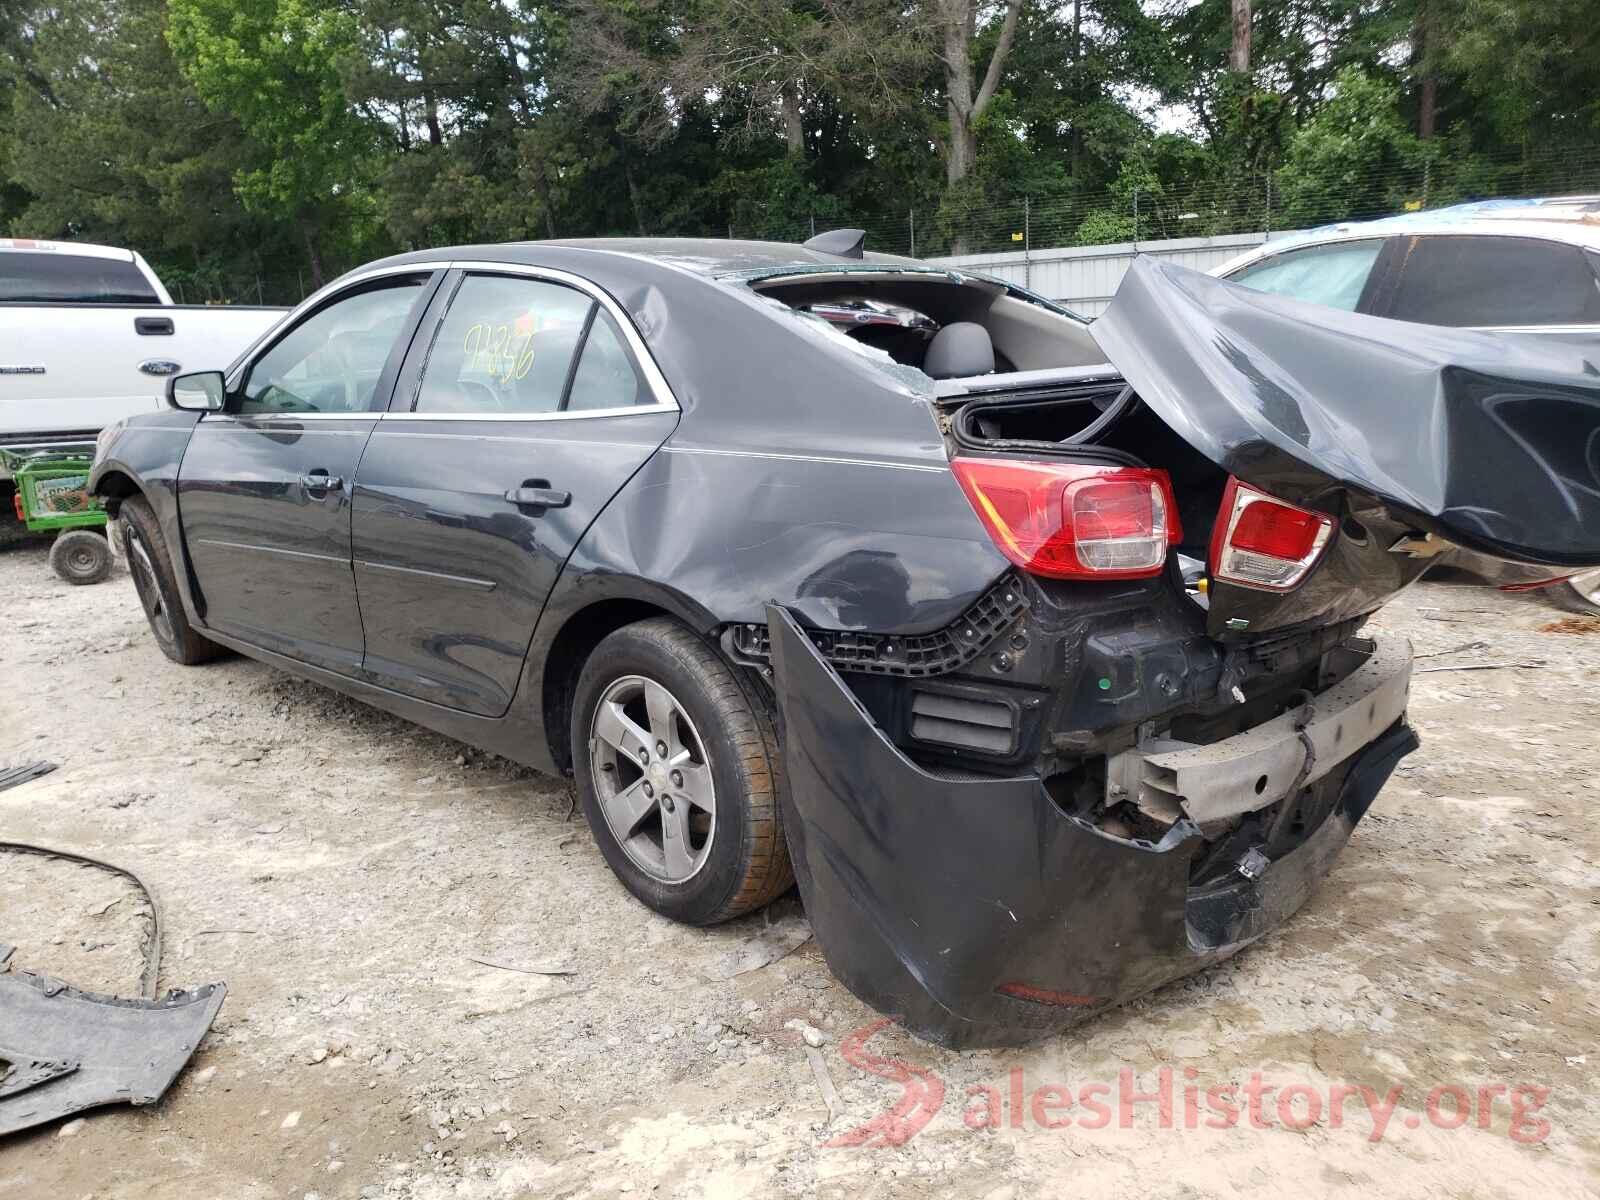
[90,235,1600,1045]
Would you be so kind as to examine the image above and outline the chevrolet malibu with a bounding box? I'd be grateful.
[89,233,1600,1046]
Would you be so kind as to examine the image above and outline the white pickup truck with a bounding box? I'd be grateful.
[0,238,285,471]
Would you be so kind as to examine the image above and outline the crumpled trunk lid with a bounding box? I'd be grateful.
[1091,257,1600,636]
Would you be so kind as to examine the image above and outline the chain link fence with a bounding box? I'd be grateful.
[193,143,1600,303]
[726,144,1600,260]
[162,270,311,308]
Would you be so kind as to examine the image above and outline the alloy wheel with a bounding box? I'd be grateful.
[126,526,176,647]
[589,674,716,882]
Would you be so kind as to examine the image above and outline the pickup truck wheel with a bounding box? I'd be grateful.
[49,530,113,585]
[118,495,224,666]
[571,617,793,925]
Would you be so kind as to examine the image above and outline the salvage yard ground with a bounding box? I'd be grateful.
[1,527,1598,1199]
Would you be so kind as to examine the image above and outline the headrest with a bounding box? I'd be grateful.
[923,321,995,379]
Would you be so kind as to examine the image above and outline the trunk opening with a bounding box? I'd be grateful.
[949,386,1231,580]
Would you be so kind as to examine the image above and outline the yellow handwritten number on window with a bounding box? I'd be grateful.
[462,321,536,383]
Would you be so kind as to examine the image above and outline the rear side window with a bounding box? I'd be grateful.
[0,251,160,304]
[1386,235,1600,327]
[565,312,649,411]
[1227,240,1383,311]
[414,275,593,415]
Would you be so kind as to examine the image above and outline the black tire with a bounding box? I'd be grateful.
[49,529,113,585]
[119,495,225,665]
[571,617,793,925]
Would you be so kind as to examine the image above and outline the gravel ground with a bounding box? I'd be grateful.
[1,525,1598,1199]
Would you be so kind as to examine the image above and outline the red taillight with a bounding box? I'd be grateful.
[1209,477,1335,591]
[951,457,1181,580]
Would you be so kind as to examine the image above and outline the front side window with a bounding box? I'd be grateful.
[1228,239,1384,312]
[413,275,595,415]
[240,278,427,415]
[1386,235,1600,327]
[0,251,161,304]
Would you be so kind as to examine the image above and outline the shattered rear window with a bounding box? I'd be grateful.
[749,289,937,397]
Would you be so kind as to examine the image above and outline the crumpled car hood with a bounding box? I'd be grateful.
[1092,256,1600,567]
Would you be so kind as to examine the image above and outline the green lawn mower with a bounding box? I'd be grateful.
[3,445,115,585]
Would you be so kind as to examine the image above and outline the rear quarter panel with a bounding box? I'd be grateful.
[534,249,1010,639]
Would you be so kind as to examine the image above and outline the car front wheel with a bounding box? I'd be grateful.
[119,495,224,665]
[571,617,793,925]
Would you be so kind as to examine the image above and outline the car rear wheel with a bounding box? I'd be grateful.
[119,495,225,665]
[49,530,113,585]
[571,617,793,925]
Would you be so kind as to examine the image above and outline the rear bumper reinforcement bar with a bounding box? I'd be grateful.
[1125,635,1412,825]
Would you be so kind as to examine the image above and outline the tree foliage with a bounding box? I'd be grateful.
[1,0,1594,300]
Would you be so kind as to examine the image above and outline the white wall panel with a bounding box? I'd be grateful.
[928,231,1299,317]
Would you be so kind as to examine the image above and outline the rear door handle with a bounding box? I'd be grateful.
[135,316,175,336]
[301,472,343,493]
[505,484,571,510]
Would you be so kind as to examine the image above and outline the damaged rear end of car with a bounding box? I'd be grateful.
[756,256,1600,1047]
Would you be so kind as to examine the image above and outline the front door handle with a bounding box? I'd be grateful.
[505,483,571,510]
[301,472,343,493]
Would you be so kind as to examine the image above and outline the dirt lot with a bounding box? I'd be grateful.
[2,525,1598,1199]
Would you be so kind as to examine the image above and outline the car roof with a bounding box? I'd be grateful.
[1269,196,1600,251]
[0,238,138,261]
[1213,196,1600,276]
[533,237,923,275]
[352,236,931,286]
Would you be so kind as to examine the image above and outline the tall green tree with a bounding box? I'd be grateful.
[168,0,386,285]
[1,0,305,300]
[1440,0,1600,150]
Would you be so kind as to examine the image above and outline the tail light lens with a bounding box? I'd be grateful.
[1209,477,1335,591]
[951,457,1181,580]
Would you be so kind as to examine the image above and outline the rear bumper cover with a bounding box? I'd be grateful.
[767,604,1418,1047]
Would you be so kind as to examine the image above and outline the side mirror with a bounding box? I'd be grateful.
[167,370,227,412]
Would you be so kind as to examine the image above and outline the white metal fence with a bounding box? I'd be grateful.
[926,231,1298,317]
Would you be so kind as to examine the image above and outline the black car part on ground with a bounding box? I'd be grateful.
[0,970,226,1137]
[0,762,57,793]
[1,841,164,999]
[0,837,225,1136]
